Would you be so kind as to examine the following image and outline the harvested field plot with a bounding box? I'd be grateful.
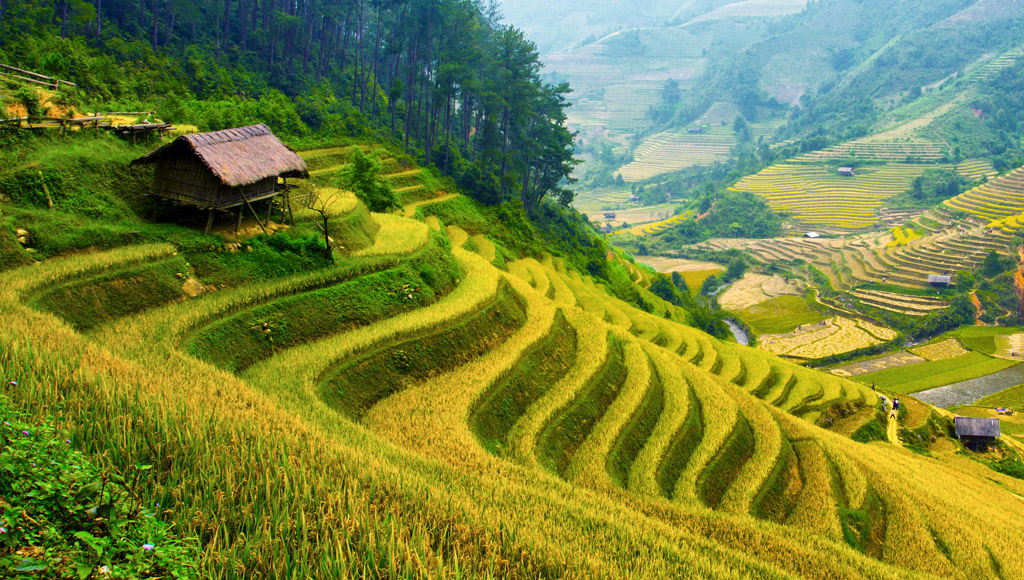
[995,333,1024,360]
[831,351,926,377]
[634,256,723,294]
[719,273,805,311]
[916,364,1024,408]
[760,316,895,359]
[911,338,969,362]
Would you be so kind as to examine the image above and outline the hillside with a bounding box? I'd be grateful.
[5,130,1024,577]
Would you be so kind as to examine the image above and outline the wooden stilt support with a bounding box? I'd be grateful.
[204,208,215,236]
[286,191,295,226]
[264,198,273,228]
[235,205,243,234]
[240,192,269,236]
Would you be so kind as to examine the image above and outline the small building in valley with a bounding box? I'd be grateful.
[803,231,821,239]
[132,124,308,233]
[838,167,855,177]
[928,274,952,286]
[954,417,1000,451]
[604,212,617,219]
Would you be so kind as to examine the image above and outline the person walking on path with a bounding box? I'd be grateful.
[871,382,876,392]
[890,397,900,420]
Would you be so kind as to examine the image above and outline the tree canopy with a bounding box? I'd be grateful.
[0,0,577,210]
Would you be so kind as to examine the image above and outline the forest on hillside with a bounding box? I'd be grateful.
[0,0,577,212]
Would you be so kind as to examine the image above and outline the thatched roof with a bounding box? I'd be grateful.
[132,124,308,186]
[955,417,1000,438]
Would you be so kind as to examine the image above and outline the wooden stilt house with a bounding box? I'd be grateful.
[131,124,308,234]
[954,417,1000,451]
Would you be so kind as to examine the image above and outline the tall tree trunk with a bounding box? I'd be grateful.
[241,0,248,50]
[315,15,327,76]
[302,16,312,74]
[61,0,68,38]
[96,0,102,36]
[356,1,365,111]
[404,44,417,153]
[152,0,158,49]
[165,8,175,45]
[443,89,453,174]
[223,0,230,49]
[369,0,384,119]
[499,108,510,201]
[339,6,352,70]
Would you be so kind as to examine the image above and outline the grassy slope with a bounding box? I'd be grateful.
[9,137,1024,579]
[735,294,825,335]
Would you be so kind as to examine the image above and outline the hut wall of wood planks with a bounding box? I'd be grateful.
[131,124,308,234]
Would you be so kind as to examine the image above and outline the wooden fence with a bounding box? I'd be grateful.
[0,64,77,90]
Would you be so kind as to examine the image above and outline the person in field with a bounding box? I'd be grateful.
[890,398,900,419]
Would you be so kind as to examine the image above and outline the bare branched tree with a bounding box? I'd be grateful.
[308,186,338,260]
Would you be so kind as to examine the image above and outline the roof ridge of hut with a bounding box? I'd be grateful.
[132,123,308,188]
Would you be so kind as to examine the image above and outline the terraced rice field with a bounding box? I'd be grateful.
[852,289,950,316]
[616,127,735,182]
[945,165,1024,223]
[621,212,691,236]
[887,226,921,247]
[685,0,809,22]
[791,140,947,164]
[939,0,1024,27]
[689,207,1013,291]
[956,159,998,182]
[12,151,1024,578]
[731,163,937,229]
[760,316,897,360]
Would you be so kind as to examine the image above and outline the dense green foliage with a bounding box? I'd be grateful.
[0,395,198,578]
[333,148,399,212]
[0,0,576,211]
[648,191,782,248]
[888,169,972,208]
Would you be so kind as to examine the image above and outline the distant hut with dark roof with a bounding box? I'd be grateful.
[132,124,308,233]
[954,417,1000,451]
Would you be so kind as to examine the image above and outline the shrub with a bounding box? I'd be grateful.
[334,149,400,213]
[0,395,199,578]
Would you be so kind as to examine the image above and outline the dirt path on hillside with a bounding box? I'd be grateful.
[887,414,902,447]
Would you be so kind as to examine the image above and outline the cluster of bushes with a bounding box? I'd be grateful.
[0,394,199,577]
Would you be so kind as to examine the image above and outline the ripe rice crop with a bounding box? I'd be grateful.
[910,338,970,361]
[731,164,939,228]
[567,336,652,490]
[7,184,1024,579]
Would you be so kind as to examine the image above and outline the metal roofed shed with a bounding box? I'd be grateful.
[803,231,821,238]
[955,417,1000,451]
[928,274,952,286]
[838,167,855,177]
[132,124,308,233]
